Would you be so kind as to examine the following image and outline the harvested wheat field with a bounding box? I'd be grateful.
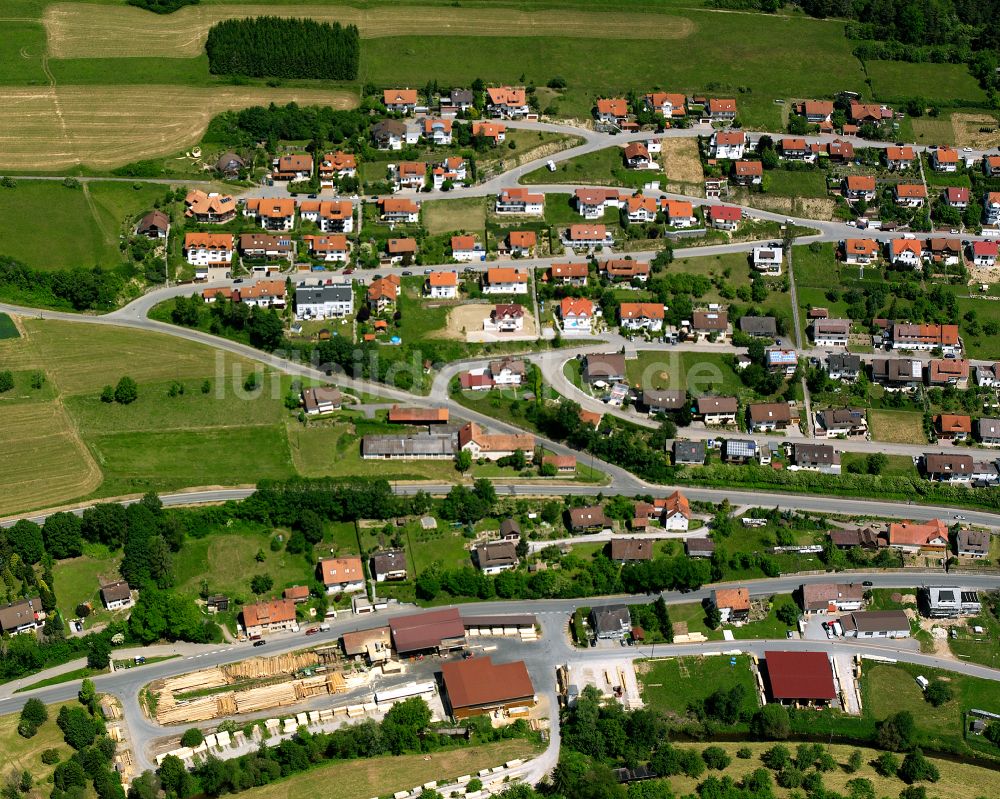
[45,2,697,59]
[0,402,101,518]
[0,86,357,171]
[661,138,704,189]
[950,112,1000,149]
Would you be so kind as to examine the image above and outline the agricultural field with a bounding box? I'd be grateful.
[0,180,167,270]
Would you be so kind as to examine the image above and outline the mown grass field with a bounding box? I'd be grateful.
[0,313,19,339]
[522,145,651,189]
[637,655,760,718]
[422,196,486,236]
[51,547,122,619]
[0,702,78,786]
[867,409,926,445]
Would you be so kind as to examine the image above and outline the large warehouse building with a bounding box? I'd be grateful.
[440,656,536,719]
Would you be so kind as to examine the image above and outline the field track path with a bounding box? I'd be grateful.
[81,183,115,247]
[39,50,80,170]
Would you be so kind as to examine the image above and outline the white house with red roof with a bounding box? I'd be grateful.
[319,151,357,187]
[943,186,969,209]
[433,156,467,190]
[889,238,923,269]
[559,296,594,334]
[596,98,628,125]
[384,89,418,114]
[496,188,544,215]
[885,146,916,171]
[390,161,427,191]
[708,98,737,121]
[708,205,742,231]
[422,117,453,145]
[644,92,686,118]
[549,262,589,286]
[709,130,745,160]
[426,270,458,299]
[451,235,485,262]
[564,224,614,249]
[625,195,662,224]
[984,192,1000,225]
[843,238,880,265]
[486,87,530,118]
[931,147,959,172]
[894,184,927,208]
[574,188,623,219]
[623,142,654,169]
[484,304,525,333]
[974,240,999,267]
[619,302,666,333]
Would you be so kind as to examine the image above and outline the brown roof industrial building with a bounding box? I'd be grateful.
[440,656,536,719]
[763,650,837,705]
[390,608,467,654]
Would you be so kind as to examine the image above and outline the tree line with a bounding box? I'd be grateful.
[0,256,122,311]
[205,18,360,80]
[127,0,198,12]
[204,103,368,149]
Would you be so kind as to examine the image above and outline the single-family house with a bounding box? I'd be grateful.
[827,352,861,381]
[710,130,746,160]
[935,413,972,441]
[483,267,528,294]
[371,119,407,150]
[751,246,782,275]
[135,210,169,239]
[843,175,877,202]
[885,146,916,170]
[559,296,594,334]
[432,156,466,190]
[101,581,132,611]
[766,348,798,375]
[984,191,1000,224]
[215,151,245,178]
[565,224,613,249]
[977,417,1000,447]
[484,303,525,333]
[697,396,739,425]
[801,100,834,123]
[837,610,910,639]
[812,318,850,347]
[426,270,458,298]
[318,151,357,186]
[386,237,417,264]
[985,156,1000,178]
[619,302,666,333]
[184,190,236,223]
[471,121,506,143]
[894,183,927,207]
[574,187,624,219]
[733,160,763,186]
[378,197,420,223]
[490,357,526,386]
[974,240,999,267]
[780,137,810,160]
[817,407,867,438]
[184,232,233,268]
[739,316,777,338]
[239,232,293,261]
[302,234,350,262]
[957,529,990,559]
[890,238,923,268]
[644,92,686,118]
[451,235,485,262]
[302,386,342,415]
[371,550,408,582]
[690,310,729,340]
[708,205,742,231]
[368,274,400,314]
[712,588,750,624]
[422,117,453,145]
[673,440,706,466]
[569,506,613,534]
[242,599,296,638]
[610,539,654,564]
[602,259,650,282]
[383,88,418,114]
[872,357,924,391]
[977,362,1000,387]
[474,541,519,575]
[926,237,963,266]
[495,187,544,215]
[583,353,626,383]
[664,199,696,227]
[542,454,576,473]
[641,388,686,415]
[923,453,974,483]
[272,154,313,181]
[708,98,737,121]
[243,197,296,231]
[801,582,864,615]
[932,147,959,172]
[944,186,969,209]
[849,102,893,124]
[486,86,530,118]
[790,443,841,474]
[549,262,589,286]
[596,98,629,125]
[722,438,758,464]
[843,238,880,265]
[318,557,366,594]
[748,401,794,431]
[927,358,969,388]
[685,537,715,558]
[591,606,631,639]
[441,88,474,113]
[888,519,949,553]
[390,161,427,190]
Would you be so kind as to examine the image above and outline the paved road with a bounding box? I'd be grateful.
[6,570,1000,773]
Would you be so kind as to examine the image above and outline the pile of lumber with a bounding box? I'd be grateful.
[233,682,298,713]
[224,652,319,681]
[156,694,226,725]
[162,667,227,695]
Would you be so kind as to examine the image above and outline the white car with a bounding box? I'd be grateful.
[546,160,557,172]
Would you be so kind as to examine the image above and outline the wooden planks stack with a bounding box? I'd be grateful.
[156,695,226,725]
[293,675,330,700]
[326,672,347,693]
[161,667,227,695]
[224,652,320,681]
[233,682,298,713]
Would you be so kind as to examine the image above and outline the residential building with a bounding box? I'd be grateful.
[490,357,526,386]
[574,188,623,219]
[812,318,850,347]
[973,240,999,267]
[664,199,697,227]
[673,440,706,465]
[733,160,763,186]
[977,363,1000,387]
[243,197,295,231]
[441,88,474,113]
[378,197,420,223]
[386,237,417,264]
[644,92,686,118]
[889,238,923,268]
[932,147,959,172]
[239,233,293,260]
[484,303,525,333]
[712,588,750,624]
[659,490,691,531]
[890,322,961,356]
[623,142,653,169]
[383,88,418,114]
[451,235,484,262]
[748,402,794,431]
[559,296,594,334]
[707,98,737,121]
[888,518,949,553]
[496,187,544,215]
[872,357,923,391]
[441,656,535,719]
[471,121,506,143]
[843,176,876,202]
[927,358,969,388]
[739,316,777,338]
[849,102,893,124]
[957,529,990,559]
[641,388,685,415]
[826,139,855,161]
[697,396,738,425]
[708,205,742,231]
[485,86,530,118]
[895,183,927,207]
[361,433,455,460]
[302,386,342,416]
[751,247,782,275]
[827,352,861,381]
[829,525,886,550]
[184,232,233,268]
[294,282,353,320]
[298,199,354,233]
[318,151,357,186]
[722,438,758,464]
[610,539,654,564]
[184,190,236,223]
[591,606,631,639]
[100,581,132,611]
[625,195,662,224]
[923,453,973,483]
[927,237,963,266]
[944,186,969,209]
[601,259,650,282]
[302,234,349,263]
[800,582,864,615]
[801,100,834,123]
[432,156,466,189]
[426,270,458,299]
[817,407,867,438]
[549,262,589,286]
[924,586,981,618]
[619,302,666,333]
[474,541,519,575]
[283,586,310,604]
[368,550,407,583]
[766,348,798,375]
[568,506,612,534]
[241,599,296,638]
[837,610,910,639]
[780,137,811,160]
[371,119,407,150]
[318,557,365,594]
[790,443,841,474]
[135,209,169,239]
[596,98,628,125]
[843,238,880,265]
[215,151,245,178]
[390,161,427,190]
[583,353,626,383]
[885,146,916,170]
[691,310,729,340]
[709,130,745,160]
[565,224,613,249]
[542,454,576,473]
[986,155,1000,177]
[421,117,453,145]
[368,274,400,314]
[483,267,528,294]
[985,192,1000,224]
[977,418,1000,447]
[272,154,313,181]
[458,422,534,461]
[935,413,972,441]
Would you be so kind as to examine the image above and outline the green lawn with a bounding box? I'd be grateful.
[0,180,167,270]
[637,655,760,718]
[952,293,1000,360]
[172,524,318,603]
[867,409,926,445]
[0,22,46,84]
[762,168,829,199]
[624,348,752,399]
[422,197,486,236]
[52,548,123,621]
[0,702,79,788]
[840,452,917,477]
[521,146,652,189]
[865,60,987,105]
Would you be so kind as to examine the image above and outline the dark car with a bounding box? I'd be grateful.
[308,193,318,199]
[862,580,873,587]
[253,639,266,647]
[305,627,319,636]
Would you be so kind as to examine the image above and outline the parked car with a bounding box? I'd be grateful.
[253,639,266,647]
[305,627,319,636]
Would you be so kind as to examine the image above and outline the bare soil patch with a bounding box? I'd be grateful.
[951,112,1000,149]
[661,138,704,194]
[436,302,538,342]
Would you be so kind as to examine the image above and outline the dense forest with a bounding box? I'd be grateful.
[0,256,124,311]
[205,17,360,80]
[204,103,368,149]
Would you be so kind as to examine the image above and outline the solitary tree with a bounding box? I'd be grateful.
[114,376,138,404]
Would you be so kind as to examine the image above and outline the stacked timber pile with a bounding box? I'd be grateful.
[162,667,227,695]
[224,652,319,681]
[233,683,298,713]
[156,694,227,725]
